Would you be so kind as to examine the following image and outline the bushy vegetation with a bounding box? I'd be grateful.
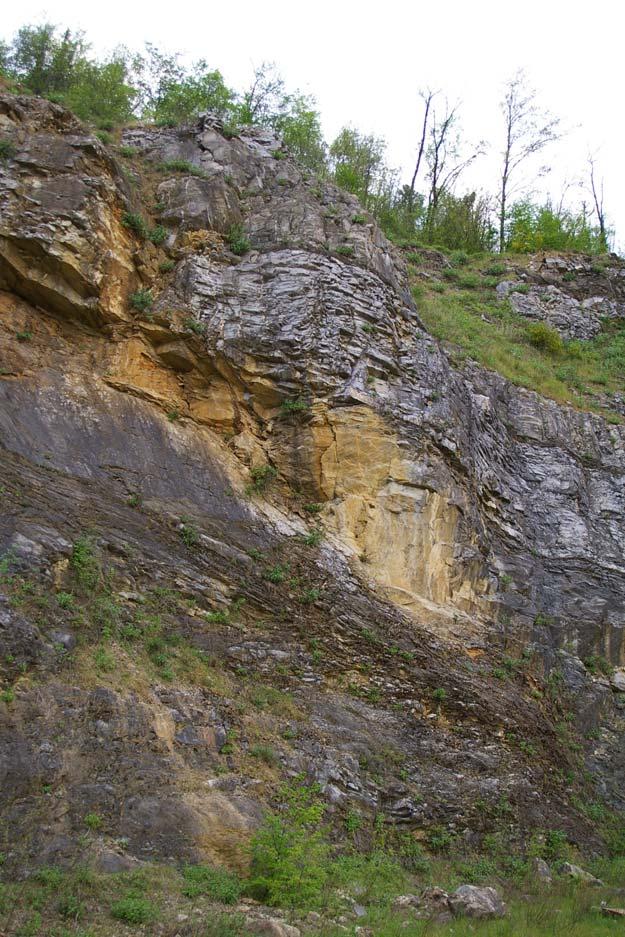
[0,21,613,254]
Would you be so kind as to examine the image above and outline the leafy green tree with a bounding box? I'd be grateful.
[248,782,330,908]
[62,55,136,127]
[274,95,326,172]
[6,23,87,96]
[330,127,387,204]
[426,191,495,252]
[506,199,606,253]
[149,63,235,126]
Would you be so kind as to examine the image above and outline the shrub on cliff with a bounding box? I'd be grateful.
[526,322,563,355]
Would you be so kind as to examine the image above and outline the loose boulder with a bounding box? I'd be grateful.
[449,884,507,919]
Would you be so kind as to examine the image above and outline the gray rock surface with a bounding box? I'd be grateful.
[449,884,507,918]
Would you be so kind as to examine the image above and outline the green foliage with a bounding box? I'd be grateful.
[528,829,570,863]
[249,744,277,765]
[248,782,330,908]
[583,654,613,676]
[110,895,158,924]
[425,192,496,253]
[302,528,322,547]
[226,223,250,255]
[129,288,153,312]
[507,200,609,253]
[0,139,16,160]
[432,687,447,703]
[159,259,175,273]
[157,158,206,177]
[181,865,241,903]
[149,66,234,126]
[84,812,103,830]
[280,397,310,414]
[299,587,321,604]
[247,464,277,494]
[264,564,287,584]
[526,322,564,355]
[303,502,322,514]
[148,224,167,245]
[62,56,136,127]
[183,317,208,336]
[122,211,149,239]
[180,521,199,548]
[70,537,100,592]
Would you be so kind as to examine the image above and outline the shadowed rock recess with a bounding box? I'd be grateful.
[1,93,625,874]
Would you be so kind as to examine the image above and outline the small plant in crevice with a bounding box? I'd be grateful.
[122,211,149,239]
[70,536,101,593]
[0,139,17,161]
[167,408,180,422]
[179,519,200,548]
[226,223,250,256]
[249,743,278,765]
[280,397,310,416]
[157,159,206,177]
[159,259,175,273]
[15,330,33,342]
[183,317,208,336]
[246,464,277,495]
[149,224,167,245]
[84,812,103,831]
[303,502,323,514]
[302,528,322,547]
[264,564,288,584]
[129,288,153,312]
[299,587,321,605]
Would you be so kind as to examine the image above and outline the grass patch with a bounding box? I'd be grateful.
[415,283,625,413]
[157,159,206,177]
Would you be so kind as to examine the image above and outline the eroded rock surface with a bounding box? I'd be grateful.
[1,93,625,873]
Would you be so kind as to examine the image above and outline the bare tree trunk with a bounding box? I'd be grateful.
[409,90,433,209]
[589,157,608,251]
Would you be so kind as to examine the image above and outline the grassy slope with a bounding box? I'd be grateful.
[408,251,625,422]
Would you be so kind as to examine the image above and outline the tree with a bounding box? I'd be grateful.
[238,62,286,126]
[423,99,483,241]
[408,88,435,210]
[330,127,387,204]
[497,70,561,252]
[149,63,234,126]
[587,156,609,252]
[506,199,605,253]
[6,23,87,96]
[274,95,326,172]
[62,55,137,127]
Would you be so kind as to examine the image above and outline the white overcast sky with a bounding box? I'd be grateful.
[4,0,624,249]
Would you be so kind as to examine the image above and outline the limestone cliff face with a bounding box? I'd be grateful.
[127,117,624,657]
[1,94,624,869]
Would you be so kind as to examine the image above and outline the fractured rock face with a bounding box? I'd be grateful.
[498,281,625,340]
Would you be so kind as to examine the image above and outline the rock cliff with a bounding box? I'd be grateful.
[1,93,624,879]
